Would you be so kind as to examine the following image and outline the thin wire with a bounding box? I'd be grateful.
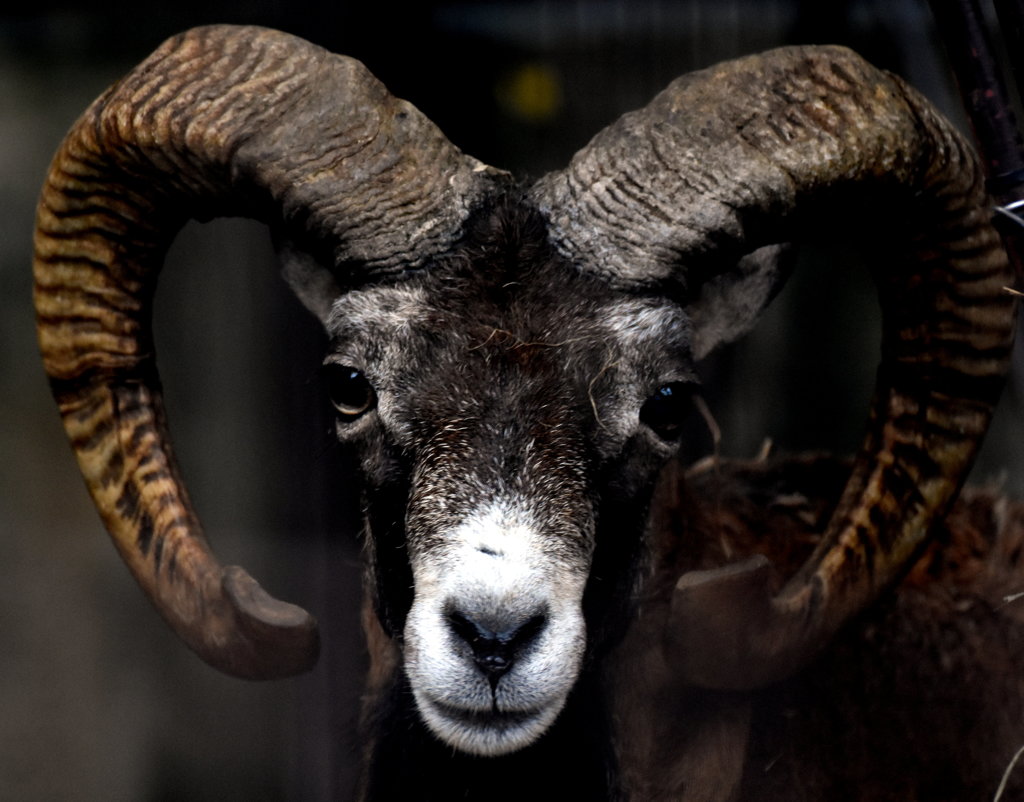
[994,202,1024,229]
[994,742,1024,801]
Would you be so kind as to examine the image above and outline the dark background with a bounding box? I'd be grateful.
[3,1,1023,799]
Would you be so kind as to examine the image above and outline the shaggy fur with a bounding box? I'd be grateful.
[611,454,1024,801]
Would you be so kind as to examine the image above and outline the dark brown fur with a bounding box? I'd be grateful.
[610,454,1024,801]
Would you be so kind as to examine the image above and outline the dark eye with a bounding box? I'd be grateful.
[323,364,377,419]
[640,382,693,440]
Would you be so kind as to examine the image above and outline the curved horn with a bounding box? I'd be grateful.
[532,46,1017,688]
[34,25,503,679]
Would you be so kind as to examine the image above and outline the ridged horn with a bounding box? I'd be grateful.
[532,46,1017,688]
[33,25,504,679]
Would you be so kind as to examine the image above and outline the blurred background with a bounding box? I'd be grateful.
[3,1,1023,799]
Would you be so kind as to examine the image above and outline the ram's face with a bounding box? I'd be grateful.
[322,246,696,756]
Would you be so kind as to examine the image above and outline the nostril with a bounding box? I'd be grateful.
[476,650,512,677]
[446,609,547,685]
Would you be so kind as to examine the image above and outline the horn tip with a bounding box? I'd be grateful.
[218,565,321,679]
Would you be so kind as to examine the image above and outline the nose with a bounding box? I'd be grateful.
[446,608,547,688]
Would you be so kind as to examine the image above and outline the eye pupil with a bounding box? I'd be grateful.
[324,365,376,419]
[640,382,692,440]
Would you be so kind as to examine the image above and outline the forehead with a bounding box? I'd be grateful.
[325,268,694,380]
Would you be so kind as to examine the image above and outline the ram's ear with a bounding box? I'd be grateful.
[687,244,794,361]
[276,238,345,326]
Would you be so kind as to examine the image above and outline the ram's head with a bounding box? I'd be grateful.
[34,25,1015,756]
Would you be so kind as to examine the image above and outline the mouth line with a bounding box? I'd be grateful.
[428,698,546,731]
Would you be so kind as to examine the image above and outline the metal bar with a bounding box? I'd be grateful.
[929,0,1024,292]
[993,0,1024,101]
[929,0,1024,195]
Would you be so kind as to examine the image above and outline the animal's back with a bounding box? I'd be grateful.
[613,455,1024,801]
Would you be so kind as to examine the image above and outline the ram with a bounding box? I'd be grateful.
[34,25,1024,800]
